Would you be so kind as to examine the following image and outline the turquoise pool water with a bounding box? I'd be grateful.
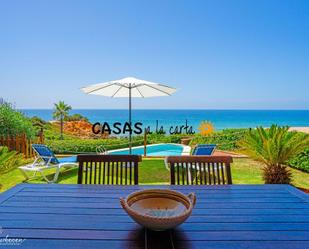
[109,143,184,156]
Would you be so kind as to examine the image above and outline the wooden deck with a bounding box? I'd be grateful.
[213,150,248,158]
[0,184,309,248]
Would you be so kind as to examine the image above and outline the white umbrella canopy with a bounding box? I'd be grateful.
[81,77,176,97]
[81,77,177,154]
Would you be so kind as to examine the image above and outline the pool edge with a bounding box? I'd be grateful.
[108,143,191,157]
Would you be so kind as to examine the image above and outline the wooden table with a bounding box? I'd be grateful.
[1,184,309,249]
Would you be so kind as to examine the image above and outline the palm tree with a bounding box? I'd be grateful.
[241,125,309,184]
[53,101,72,140]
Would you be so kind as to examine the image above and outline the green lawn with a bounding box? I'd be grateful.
[1,158,309,193]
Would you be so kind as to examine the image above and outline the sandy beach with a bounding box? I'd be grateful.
[289,127,309,133]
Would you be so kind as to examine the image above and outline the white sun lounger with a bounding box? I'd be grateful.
[19,144,77,183]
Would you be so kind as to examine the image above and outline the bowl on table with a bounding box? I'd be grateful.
[120,189,196,231]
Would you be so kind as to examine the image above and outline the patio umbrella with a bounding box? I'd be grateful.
[81,77,177,154]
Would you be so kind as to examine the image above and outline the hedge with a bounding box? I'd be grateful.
[0,100,35,138]
[46,133,187,154]
[46,129,247,154]
[46,136,144,154]
[289,148,309,173]
[189,129,248,151]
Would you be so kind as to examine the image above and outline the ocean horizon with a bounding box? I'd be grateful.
[20,109,309,132]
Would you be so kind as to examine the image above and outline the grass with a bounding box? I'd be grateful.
[0,158,309,193]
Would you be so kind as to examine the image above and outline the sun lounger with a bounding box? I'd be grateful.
[19,144,77,183]
[192,144,216,155]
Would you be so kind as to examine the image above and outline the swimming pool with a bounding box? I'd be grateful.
[109,143,191,156]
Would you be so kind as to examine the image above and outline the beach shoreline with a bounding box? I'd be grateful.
[289,127,309,133]
[21,109,309,132]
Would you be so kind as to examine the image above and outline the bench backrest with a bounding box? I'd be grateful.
[77,154,141,185]
[166,156,233,185]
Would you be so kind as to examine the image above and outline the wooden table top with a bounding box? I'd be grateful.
[0,184,309,249]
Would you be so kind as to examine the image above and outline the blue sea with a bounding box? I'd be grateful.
[20,109,309,132]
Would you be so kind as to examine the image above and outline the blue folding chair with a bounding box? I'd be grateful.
[19,144,77,183]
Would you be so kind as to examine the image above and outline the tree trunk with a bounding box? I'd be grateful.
[60,115,63,140]
[262,164,292,184]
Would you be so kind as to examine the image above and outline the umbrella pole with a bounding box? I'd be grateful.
[129,85,132,154]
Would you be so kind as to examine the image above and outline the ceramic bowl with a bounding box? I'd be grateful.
[120,189,196,231]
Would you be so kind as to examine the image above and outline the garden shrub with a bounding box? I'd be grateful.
[0,100,35,138]
[46,136,145,154]
[190,128,247,151]
[65,114,89,122]
[289,148,309,172]
[0,146,23,173]
[46,133,187,154]
[46,129,247,154]
[147,133,186,144]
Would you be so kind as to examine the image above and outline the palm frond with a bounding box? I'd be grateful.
[241,125,309,184]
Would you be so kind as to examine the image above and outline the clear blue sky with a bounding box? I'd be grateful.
[0,0,308,109]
